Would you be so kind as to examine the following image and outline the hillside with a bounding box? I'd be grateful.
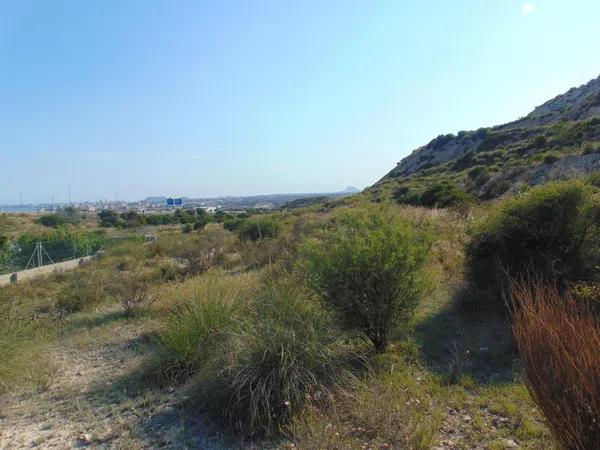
[373,75,600,203]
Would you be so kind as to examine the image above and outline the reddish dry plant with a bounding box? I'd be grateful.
[509,281,600,450]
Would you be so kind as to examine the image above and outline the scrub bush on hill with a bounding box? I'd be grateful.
[152,273,351,436]
[55,269,109,314]
[199,276,352,436]
[510,281,600,450]
[112,269,156,317]
[467,180,600,303]
[152,273,251,382]
[393,181,473,209]
[419,182,473,208]
[301,204,431,352]
[36,214,66,228]
[238,216,282,241]
[174,226,236,276]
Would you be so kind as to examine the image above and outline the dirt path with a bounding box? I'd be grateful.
[0,307,225,449]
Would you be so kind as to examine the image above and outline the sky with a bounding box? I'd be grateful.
[0,1,599,204]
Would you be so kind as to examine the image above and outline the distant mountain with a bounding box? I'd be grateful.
[342,186,361,193]
[373,75,600,202]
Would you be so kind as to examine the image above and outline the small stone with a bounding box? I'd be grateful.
[505,438,518,448]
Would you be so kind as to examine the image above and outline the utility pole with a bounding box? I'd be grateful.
[19,186,22,209]
[68,181,72,206]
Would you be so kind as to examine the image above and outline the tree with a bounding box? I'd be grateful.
[98,210,121,227]
[302,205,431,352]
[37,214,66,227]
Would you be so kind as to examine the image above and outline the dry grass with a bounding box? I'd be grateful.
[510,281,600,450]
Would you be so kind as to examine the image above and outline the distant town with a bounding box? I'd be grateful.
[0,187,361,214]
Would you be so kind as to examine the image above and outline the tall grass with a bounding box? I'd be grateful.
[151,272,253,381]
[510,281,600,450]
[195,277,354,436]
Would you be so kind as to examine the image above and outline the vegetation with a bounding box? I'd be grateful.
[373,117,600,205]
[3,177,600,447]
[302,204,431,352]
[467,180,600,302]
[197,276,352,435]
[238,216,281,241]
[98,208,212,228]
[510,281,600,450]
[151,272,253,381]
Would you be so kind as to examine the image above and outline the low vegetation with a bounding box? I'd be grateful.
[3,175,600,447]
[467,179,600,304]
[510,281,600,450]
[302,204,431,352]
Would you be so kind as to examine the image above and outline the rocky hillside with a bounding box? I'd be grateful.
[373,75,600,203]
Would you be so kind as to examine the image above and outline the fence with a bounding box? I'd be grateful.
[0,238,104,275]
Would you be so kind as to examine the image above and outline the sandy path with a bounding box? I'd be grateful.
[0,309,224,449]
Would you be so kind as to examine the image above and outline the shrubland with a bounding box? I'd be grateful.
[3,176,600,447]
[467,178,600,305]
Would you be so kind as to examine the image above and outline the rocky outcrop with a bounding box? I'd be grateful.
[378,74,600,183]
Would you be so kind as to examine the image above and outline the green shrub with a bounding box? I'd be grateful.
[111,269,156,317]
[301,205,431,352]
[153,273,249,381]
[467,166,491,188]
[199,277,351,436]
[55,270,107,314]
[174,225,235,276]
[581,142,600,155]
[419,182,472,208]
[36,214,66,228]
[154,260,181,282]
[467,180,600,300]
[588,171,600,188]
[481,177,512,199]
[543,154,560,165]
[238,217,282,241]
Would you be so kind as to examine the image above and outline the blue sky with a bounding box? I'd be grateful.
[0,0,598,203]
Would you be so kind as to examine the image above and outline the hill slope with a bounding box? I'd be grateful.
[373,75,600,203]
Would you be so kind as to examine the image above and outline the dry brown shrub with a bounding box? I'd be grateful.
[510,280,600,450]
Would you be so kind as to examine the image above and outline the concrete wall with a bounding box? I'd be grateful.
[0,256,94,287]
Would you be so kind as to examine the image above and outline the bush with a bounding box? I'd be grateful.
[467,166,490,187]
[112,270,156,317]
[55,270,107,314]
[199,277,351,436]
[588,171,600,188]
[510,281,600,450]
[582,142,600,155]
[301,205,431,352]
[36,214,66,228]
[238,217,281,241]
[174,225,235,276]
[467,180,600,300]
[419,182,472,208]
[152,273,250,381]
[542,154,560,165]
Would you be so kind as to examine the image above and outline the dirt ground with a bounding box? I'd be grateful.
[0,307,226,450]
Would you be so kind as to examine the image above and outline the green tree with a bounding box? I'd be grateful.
[98,210,121,227]
[302,205,431,352]
[36,214,66,227]
[238,217,281,241]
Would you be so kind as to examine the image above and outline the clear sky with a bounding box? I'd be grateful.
[1,0,599,204]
